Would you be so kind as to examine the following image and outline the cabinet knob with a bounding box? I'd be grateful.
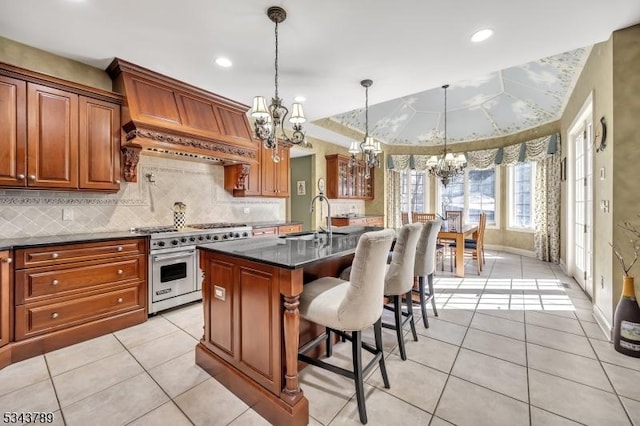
[52,279,59,286]
[117,269,123,275]
[51,313,59,319]
[117,298,124,303]
[117,246,123,252]
[17,174,25,180]
[28,175,35,181]
[1,257,11,264]
[115,180,121,184]
[51,253,59,259]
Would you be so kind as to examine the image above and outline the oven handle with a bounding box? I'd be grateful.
[152,251,195,262]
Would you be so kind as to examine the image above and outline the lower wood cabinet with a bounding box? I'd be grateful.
[9,238,147,362]
[277,223,302,235]
[252,223,302,237]
[330,216,383,227]
[0,251,11,351]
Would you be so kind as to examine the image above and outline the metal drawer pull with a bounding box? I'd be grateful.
[117,298,124,303]
[17,174,25,180]
[51,253,59,259]
[117,246,124,252]
[117,269,123,275]
[28,175,35,181]
[51,313,59,319]
[1,257,11,264]
[153,252,195,262]
[52,279,59,286]
[115,180,121,184]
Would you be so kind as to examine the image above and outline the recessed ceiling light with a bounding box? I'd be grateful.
[294,96,306,103]
[215,57,232,68]
[471,28,493,43]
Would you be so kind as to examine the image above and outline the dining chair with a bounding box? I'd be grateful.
[298,229,395,425]
[451,212,487,275]
[401,212,410,225]
[412,212,436,223]
[413,219,442,328]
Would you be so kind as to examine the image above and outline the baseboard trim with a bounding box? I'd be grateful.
[559,259,568,274]
[484,244,536,258]
[592,304,612,342]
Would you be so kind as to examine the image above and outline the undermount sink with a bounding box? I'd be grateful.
[279,232,318,241]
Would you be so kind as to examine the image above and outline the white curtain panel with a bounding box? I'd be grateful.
[386,170,403,229]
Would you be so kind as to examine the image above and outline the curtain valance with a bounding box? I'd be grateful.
[388,133,560,170]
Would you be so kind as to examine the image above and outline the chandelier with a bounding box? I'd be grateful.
[348,79,382,179]
[251,6,307,163]
[427,84,467,187]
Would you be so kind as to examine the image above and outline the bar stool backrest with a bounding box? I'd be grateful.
[385,223,422,296]
[414,219,443,277]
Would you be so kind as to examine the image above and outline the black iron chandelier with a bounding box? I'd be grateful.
[250,6,307,163]
[426,84,467,186]
[348,79,382,179]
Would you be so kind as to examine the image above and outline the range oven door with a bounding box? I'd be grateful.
[150,248,196,303]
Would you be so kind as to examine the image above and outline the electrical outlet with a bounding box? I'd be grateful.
[243,207,250,215]
[62,207,74,221]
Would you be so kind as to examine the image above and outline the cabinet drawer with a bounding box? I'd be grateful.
[15,256,145,304]
[15,238,146,269]
[366,217,384,226]
[15,285,141,340]
[252,227,278,237]
[278,224,302,235]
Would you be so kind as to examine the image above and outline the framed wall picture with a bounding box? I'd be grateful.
[297,180,306,196]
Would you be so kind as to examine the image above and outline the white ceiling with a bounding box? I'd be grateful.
[1,0,639,152]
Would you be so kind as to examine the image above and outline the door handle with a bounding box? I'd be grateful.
[153,252,195,262]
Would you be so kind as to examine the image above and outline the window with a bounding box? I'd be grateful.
[438,167,498,226]
[400,170,428,213]
[508,162,536,230]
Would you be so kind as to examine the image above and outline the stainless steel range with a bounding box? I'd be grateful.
[132,224,252,314]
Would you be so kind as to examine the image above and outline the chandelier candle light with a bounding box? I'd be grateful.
[427,84,467,187]
[349,79,382,179]
[251,6,307,162]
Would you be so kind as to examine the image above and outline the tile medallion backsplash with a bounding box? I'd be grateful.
[0,155,285,238]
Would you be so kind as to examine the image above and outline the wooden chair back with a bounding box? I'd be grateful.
[412,212,436,223]
[401,212,410,225]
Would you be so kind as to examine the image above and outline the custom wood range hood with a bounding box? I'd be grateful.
[107,58,259,182]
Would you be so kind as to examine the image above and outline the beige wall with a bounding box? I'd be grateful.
[0,36,112,91]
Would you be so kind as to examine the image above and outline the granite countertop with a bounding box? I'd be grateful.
[197,226,383,269]
[0,231,146,250]
[247,220,303,228]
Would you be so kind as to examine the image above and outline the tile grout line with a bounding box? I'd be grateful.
[42,354,67,426]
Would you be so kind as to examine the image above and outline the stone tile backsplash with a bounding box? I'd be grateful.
[0,155,285,238]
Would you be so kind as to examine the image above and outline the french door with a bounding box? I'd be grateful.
[573,119,593,296]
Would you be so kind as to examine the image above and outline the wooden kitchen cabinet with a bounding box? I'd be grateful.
[278,223,302,235]
[79,96,121,191]
[0,251,11,353]
[330,216,383,227]
[0,63,122,191]
[252,227,278,238]
[223,142,290,198]
[12,238,147,359]
[261,144,290,197]
[325,154,374,200]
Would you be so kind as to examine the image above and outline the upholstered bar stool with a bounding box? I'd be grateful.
[298,229,395,425]
[380,223,422,360]
[413,219,443,328]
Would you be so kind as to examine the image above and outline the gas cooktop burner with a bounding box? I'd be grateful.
[188,223,247,229]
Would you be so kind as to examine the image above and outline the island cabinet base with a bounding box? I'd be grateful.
[196,343,309,426]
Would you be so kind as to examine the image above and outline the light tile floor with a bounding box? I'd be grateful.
[1,250,639,425]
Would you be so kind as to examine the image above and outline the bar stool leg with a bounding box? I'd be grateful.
[418,276,429,328]
[393,295,407,360]
[326,328,333,357]
[373,318,390,388]
[405,292,418,341]
[352,331,367,424]
[428,273,438,317]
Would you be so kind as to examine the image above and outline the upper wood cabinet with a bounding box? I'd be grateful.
[79,97,121,191]
[325,154,374,200]
[224,143,290,198]
[0,63,122,191]
[261,145,290,197]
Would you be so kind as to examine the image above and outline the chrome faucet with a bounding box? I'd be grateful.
[310,191,332,240]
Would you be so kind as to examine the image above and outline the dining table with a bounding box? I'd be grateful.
[438,223,479,277]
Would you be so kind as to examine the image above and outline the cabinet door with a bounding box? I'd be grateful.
[275,146,290,197]
[0,251,11,348]
[27,83,78,189]
[0,76,27,187]
[79,97,121,191]
[245,143,261,195]
[261,145,277,196]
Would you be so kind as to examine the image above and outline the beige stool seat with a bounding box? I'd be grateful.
[298,229,395,425]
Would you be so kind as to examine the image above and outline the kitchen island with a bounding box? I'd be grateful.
[195,228,381,426]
